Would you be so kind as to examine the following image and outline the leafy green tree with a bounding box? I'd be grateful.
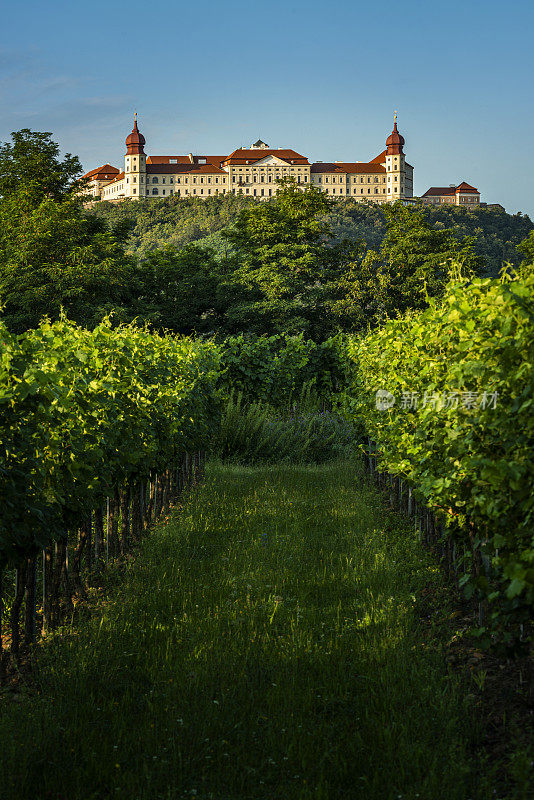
[0,188,137,332]
[331,203,485,328]
[0,129,83,205]
[517,230,534,270]
[219,179,349,337]
[133,245,219,334]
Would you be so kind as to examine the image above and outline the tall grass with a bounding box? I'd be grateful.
[0,462,497,799]
[213,392,359,464]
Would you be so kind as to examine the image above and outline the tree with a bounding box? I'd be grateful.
[133,245,219,334]
[331,203,486,328]
[219,179,342,336]
[517,230,534,271]
[0,129,83,205]
[0,188,137,332]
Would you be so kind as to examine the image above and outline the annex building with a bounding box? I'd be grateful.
[82,115,415,204]
[420,182,480,209]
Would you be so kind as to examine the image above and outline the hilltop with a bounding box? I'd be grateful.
[89,195,533,276]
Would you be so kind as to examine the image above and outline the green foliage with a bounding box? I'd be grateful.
[0,129,83,205]
[331,203,485,329]
[343,267,534,636]
[132,244,219,334]
[92,191,533,280]
[89,193,254,259]
[327,199,533,278]
[218,178,347,337]
[0,317,220,567]
[89,186,533,340]
[0,188,138,332]
[517,229,534,271]
[214,393,359,464]
[218,332,353,408]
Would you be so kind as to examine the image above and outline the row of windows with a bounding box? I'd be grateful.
[316,175,386,184]
[320,187,385,195]
[147,176,226,185]
[234,165,303,171]
[232,174,308,184]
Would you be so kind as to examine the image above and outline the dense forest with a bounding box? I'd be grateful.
[89,193,533,276]
[1,129,533,339]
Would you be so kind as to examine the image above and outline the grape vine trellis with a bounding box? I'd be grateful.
[343,270,534,648]
[0,318,220,664]
[0,266,533,665]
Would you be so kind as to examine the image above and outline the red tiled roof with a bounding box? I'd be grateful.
[422,183,479,197]
[105,172,125,186]
[456,182,479,193]
[146,163,226,175]
[369,150,387,164]
[147,155,226,166]
[223,148,309,165]
[421,187,456,197]
[82,164,120,180]
[311,162,386,174]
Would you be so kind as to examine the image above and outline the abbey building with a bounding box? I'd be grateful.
[82,116,414,204]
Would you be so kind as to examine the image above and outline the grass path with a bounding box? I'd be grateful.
[0,462,491,799]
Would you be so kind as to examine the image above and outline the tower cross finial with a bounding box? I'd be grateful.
[394,109,397,125]
[134,110,137,123]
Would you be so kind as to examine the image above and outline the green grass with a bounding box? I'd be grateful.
[0,462,495,799]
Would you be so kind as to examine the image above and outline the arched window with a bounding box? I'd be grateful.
[152,188,158,195]
[152,177,158,184]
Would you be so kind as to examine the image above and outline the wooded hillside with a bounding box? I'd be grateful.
[89,195,533,275]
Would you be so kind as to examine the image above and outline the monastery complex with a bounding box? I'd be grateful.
[82,116,486,210]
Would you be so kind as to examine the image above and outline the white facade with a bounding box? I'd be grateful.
[83,120,414,204]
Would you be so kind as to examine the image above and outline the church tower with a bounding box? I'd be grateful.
[124,113,146,199]
[385,112,406,201]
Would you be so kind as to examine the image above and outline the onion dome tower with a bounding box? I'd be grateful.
[124,113,146,199]
[385,111,406,201]
[125,112,146,155]
[386,114,405,156]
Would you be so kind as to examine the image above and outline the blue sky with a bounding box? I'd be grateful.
[1,0,533,216]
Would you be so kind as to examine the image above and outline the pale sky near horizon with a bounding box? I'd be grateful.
[1,0,533,216]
